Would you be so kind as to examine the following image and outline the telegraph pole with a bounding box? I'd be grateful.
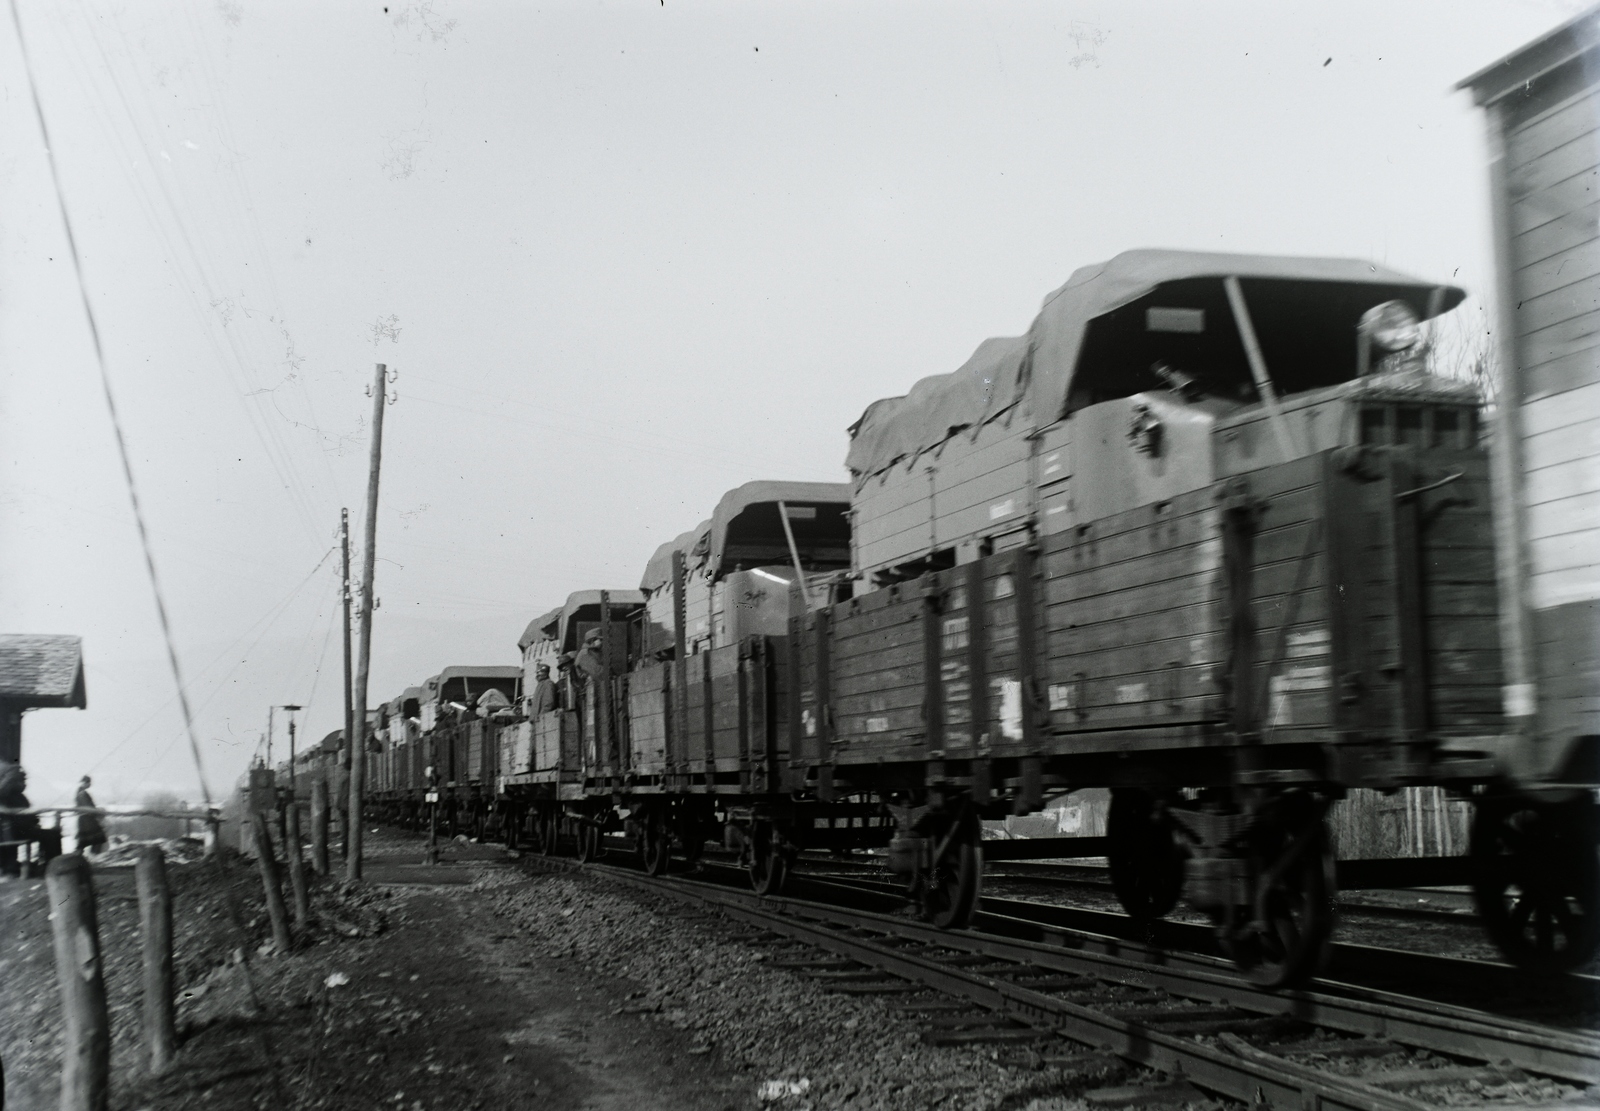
[340,507,354,860]
[347,363,388,882]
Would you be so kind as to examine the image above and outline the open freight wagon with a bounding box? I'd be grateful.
[480,249,1594,989]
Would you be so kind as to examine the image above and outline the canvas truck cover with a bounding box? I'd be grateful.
[846,249,1466,482]
[436,666,523,684]
[517,607,564,653]
[707,480,852,579]
[558,589,646,646]
[639,523,709,594]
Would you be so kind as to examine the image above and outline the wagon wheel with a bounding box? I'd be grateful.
[540,811,561,857]
[921,807,983,930]
[1107,789,1184,922]
[642,810,672,876]
[575,821,604,862]
[748,824,789,896]
[678,812,710,867]
[1472,796,1600,974]
[504,807,520,850]
[1226,798,1335,989]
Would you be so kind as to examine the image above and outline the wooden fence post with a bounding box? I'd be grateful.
[250,811,293,954]
[135,845,176,1074]
[46,854,109,1111]
[284,802,310,928]
[309,778,329,876]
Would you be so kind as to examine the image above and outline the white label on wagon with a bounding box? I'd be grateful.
[1116,682,1148,704]
[989,498,1016,520]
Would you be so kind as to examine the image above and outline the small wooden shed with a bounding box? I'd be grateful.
[0,634,87,765]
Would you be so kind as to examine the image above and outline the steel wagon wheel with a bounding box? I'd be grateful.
[747,823,789,896]
[1472,795,1600,974]
[642,810,671,876]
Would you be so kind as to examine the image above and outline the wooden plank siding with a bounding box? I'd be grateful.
[1504,75,1600,746]
[628,664,669,775]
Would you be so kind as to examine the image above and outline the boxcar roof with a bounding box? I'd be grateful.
[1457,6,1600,105]
[0,634,86,709]
[516,606,565,652]
[846,248,1465,481]
[639,523,709,593]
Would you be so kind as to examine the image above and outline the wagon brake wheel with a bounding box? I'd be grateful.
[1108,788,1184,922]
[642,810,671,876]
[922,806,983,930]
[1472,795,1600,974]
[748,824,788,896]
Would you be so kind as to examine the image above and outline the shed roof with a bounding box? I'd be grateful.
[1457,6,1600,105]
[847,249,1464,480]
[0,634,86,709]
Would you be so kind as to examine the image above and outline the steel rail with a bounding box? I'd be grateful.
[519,851,1600,1104]
[781,868,1600,1022]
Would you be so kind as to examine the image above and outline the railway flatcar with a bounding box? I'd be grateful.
[482,249,1594,989]
[368,234,1598,989]
[369,667,520,837]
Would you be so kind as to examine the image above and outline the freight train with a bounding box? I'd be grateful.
[353,248,1598,989]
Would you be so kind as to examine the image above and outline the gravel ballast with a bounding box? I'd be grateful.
[477,862,1178,1111]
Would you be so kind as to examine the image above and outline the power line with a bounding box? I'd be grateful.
[82,546,336,787]
[10,0,211,806]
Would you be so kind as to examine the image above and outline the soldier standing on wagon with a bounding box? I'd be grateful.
[529,663,559,717]
[75,775,107,856]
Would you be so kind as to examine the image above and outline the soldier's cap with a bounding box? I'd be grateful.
[535,664,550,675]
[584,628,603,643]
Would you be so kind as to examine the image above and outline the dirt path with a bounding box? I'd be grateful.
[2,834,748,1111]
[3,830,1181,1111]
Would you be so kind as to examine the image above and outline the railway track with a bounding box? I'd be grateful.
[790,852,1483,926]
[761,866,1598,1030]
[518,841,1600,1111]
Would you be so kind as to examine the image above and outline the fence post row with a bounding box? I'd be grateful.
[250,811,294,953]
[135,844,177,1074]
[46,854,110,1111]
[284,802,310,928]
[310,777,330,875]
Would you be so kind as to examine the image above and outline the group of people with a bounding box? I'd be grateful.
[0,767,103,877]
[526,626,609,719]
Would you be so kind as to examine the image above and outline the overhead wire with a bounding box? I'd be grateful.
[56,1,332,542]
[84,546,336,787]
[9,0,217,809]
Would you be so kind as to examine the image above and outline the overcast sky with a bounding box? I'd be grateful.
[0,0,1584,805]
